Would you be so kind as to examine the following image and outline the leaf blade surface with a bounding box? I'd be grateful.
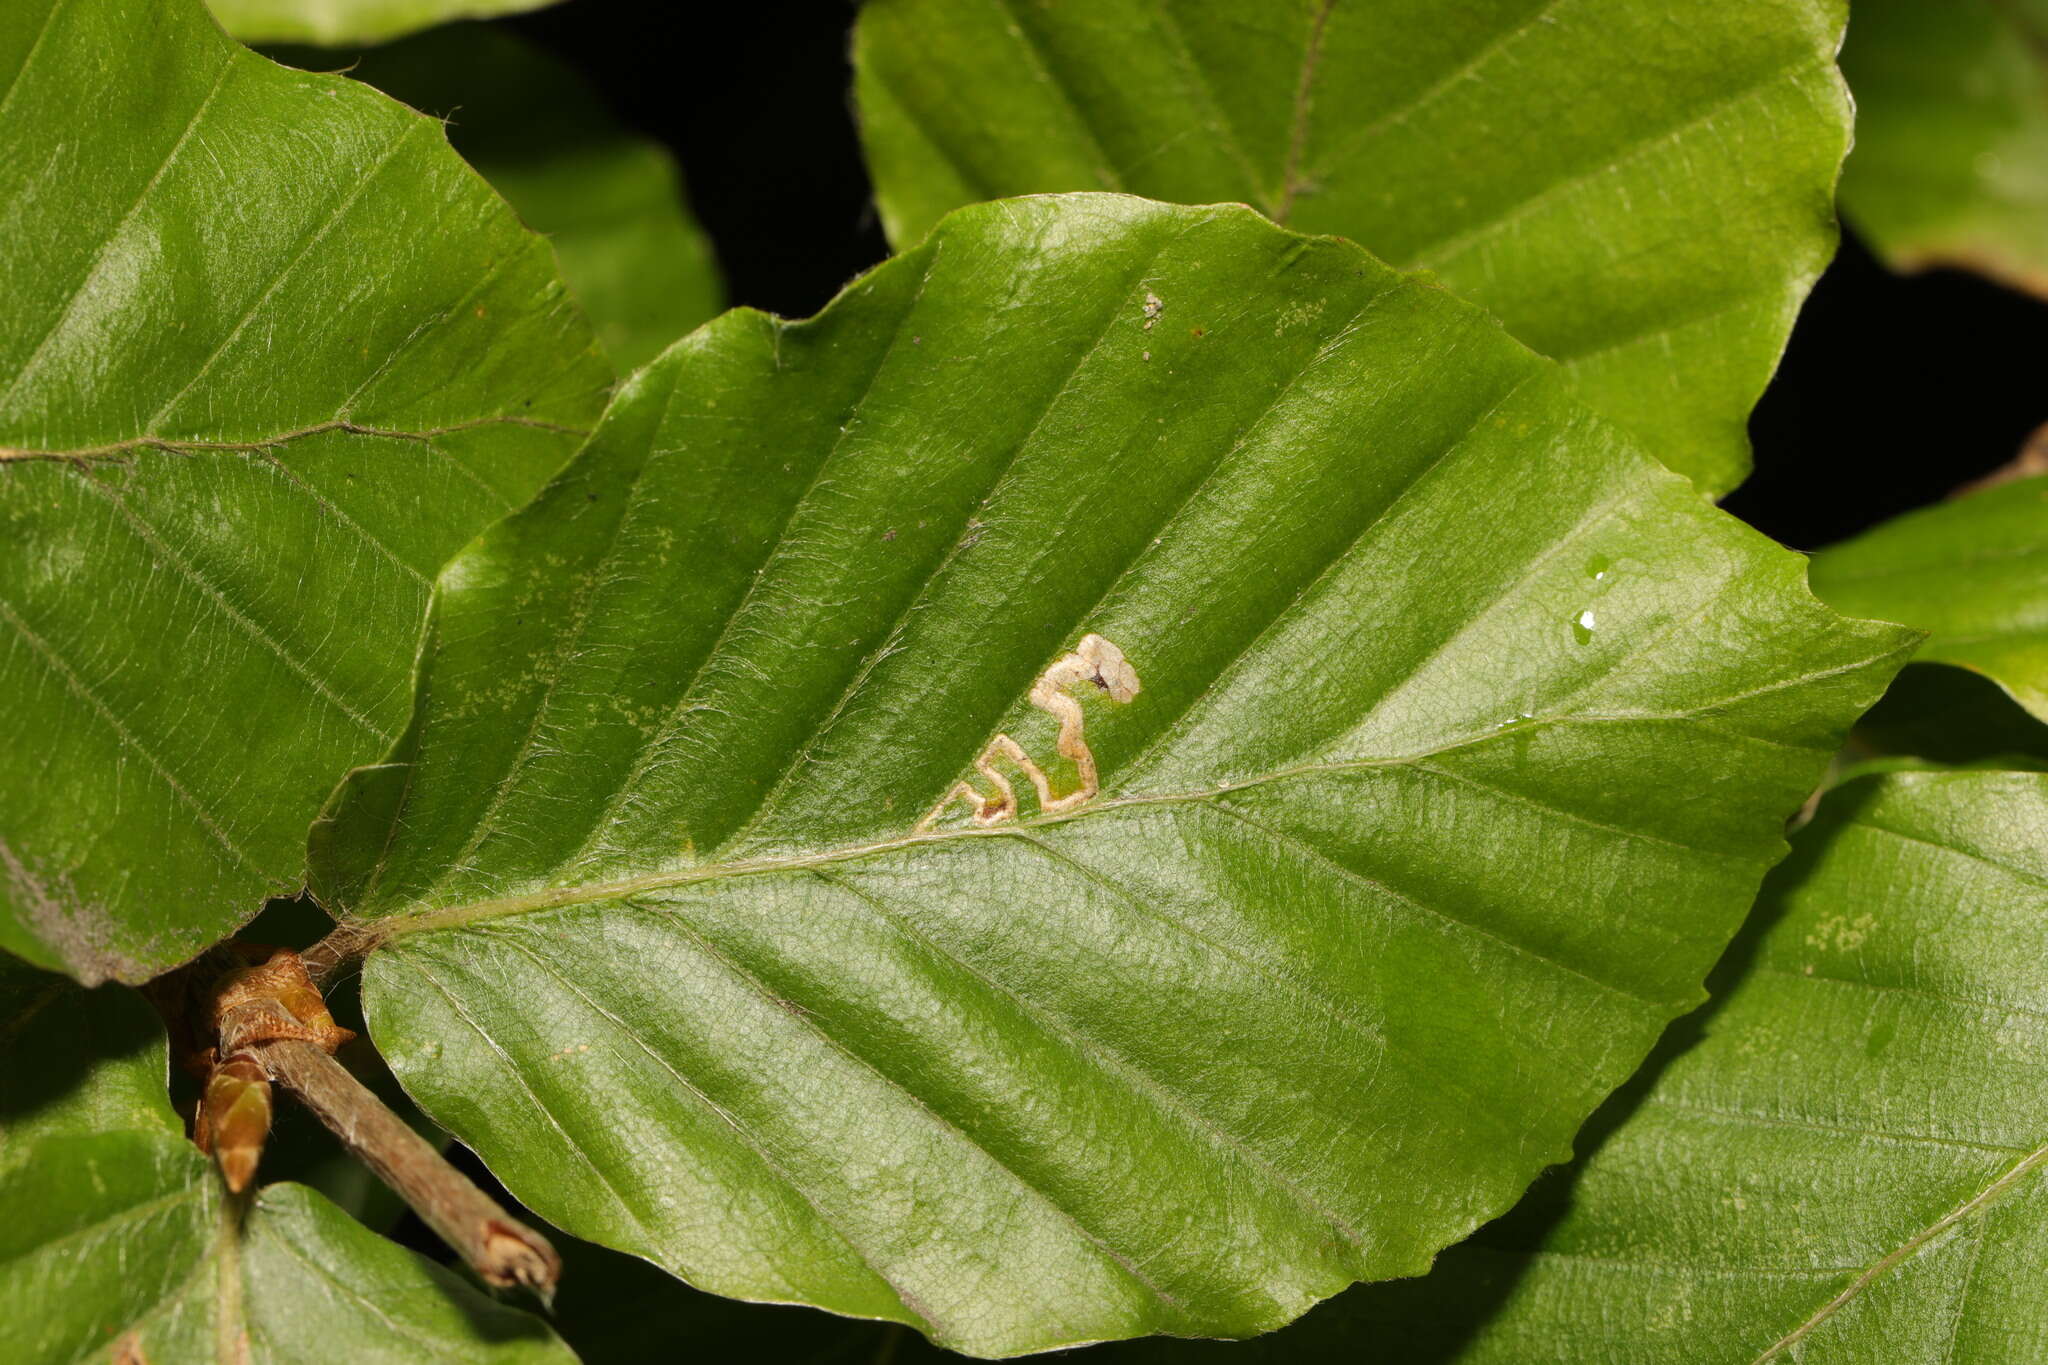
[0,963,575,1364]
[0,0,609,982]
[280,24,724,371]
[1839,0,2048,298]
[206,0,567,46]
[1811,474,2048,724]
[854,0,1854,493]
[1327,770,2048,1362]
[319,195,1914,1356]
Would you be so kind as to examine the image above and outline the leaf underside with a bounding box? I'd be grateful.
[854,0,1853,494]
[308,195,1912,1356]
[1849,665,2048,772]
[0,0,608,983]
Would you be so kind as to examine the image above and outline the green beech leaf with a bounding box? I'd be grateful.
[1325,769,2048,1362]
[206,0,567,47]
[0,956,171,1153]
[1849,665,2048,771]
[1810,475,2048,724]
[310,194,1911,1356]
[1839,0,2048,298]
[1,1133,576,1364]
[0,970,574,1364]
[0,0,609,984]
[278,24,724,371]
[853,0,1853,494]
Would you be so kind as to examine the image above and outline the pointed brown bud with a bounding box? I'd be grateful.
[202,1053,272,1193]
[210,947,355,1054]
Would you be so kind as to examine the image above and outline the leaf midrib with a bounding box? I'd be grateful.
[340,703,1789,952]
[1730,801,2048,1362]
[1275,0,1339,223]
[1751,1136,2048,1363]
[0,414,591,465]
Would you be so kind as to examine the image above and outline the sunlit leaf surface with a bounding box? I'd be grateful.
[311,196,1911,1355]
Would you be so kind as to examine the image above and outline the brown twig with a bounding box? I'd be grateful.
[298,921,382,988]
[221,996,560,1299]
[178,947,560,1301]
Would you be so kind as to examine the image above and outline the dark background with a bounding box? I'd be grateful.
[511,0,2048,552]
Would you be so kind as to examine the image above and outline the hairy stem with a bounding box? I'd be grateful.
[298,922,378,989]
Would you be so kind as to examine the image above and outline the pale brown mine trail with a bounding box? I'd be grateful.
[919,633,1141,829]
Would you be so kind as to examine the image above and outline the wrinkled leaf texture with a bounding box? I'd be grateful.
[309,196,1913,1356]
[855,0,1853,494]
[0,0,608,983]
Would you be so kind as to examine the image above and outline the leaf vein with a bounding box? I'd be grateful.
[1146,1,1272,210]
[0,414,590,464]
[626,900,1184,1326]
[821,867,1365,1253]
[0,0,73,124]
[1276,0,1338,223]
[0,596,279,882]
[253,453,432,588]
[1750,1136,2048,1362]
[141,119,426,437]
[1643,1096,2031,1158]
[1118,371,1537,785]
[1406,58,1821,272]
[1200,798,1662,1012]
[485,930,936,1333]
[0,49,234,417]
[70,466,392,741]
[988,0,1129,193]
[712,225,1201,852]
[1307,0,1570,182]
[395,953,660,1247]
[547,258,942,877]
